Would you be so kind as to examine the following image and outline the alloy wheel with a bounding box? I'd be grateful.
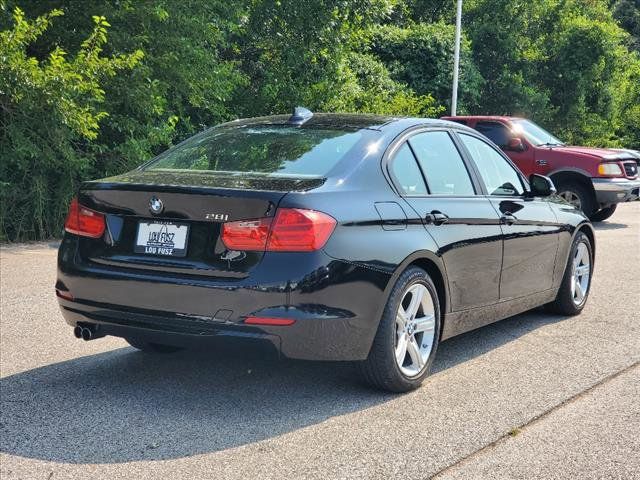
[571,241,591,306]
[559,190,582,209]
[395,283,436,377]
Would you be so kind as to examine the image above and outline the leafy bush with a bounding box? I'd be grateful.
[0,7,141,240]
[1,0,639,241]
[369,22,483,112]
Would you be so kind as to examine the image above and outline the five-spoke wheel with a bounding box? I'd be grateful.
[547,231,593,315]
[395,283,436,377]
[571,241,591,307]
[359,266,440,392]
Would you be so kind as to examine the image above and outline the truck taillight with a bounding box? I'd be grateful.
[221,208,336,252]
[64,198,106,238]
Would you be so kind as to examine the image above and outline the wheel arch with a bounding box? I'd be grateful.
[549,169,595,198]
[576,221,596,264]
[377,251,450,341]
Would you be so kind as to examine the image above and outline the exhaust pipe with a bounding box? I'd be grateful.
[73,323,103,341]
[81,327,93,341]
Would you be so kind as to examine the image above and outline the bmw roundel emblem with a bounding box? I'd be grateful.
[149,196,164,215]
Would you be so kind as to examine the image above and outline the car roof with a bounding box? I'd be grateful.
[441,115,524,123]
[220,112,475,138]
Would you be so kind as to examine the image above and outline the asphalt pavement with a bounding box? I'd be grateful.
[1,202,638,480]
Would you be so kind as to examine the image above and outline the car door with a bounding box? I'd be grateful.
[475,120,535,176]
[457,132,560,300]
[389,129,504,311]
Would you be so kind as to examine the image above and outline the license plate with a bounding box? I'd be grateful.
[135,221,189,257]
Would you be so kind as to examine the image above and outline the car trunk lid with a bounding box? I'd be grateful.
[76,170,325,277]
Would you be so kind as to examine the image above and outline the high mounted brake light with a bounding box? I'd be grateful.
[64,197,106,239]
[221,208,336,252]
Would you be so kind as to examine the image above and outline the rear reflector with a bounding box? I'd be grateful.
[64,198,106,238]
[244,316,296,326]
[55,289,74,301]
[221,208,336,252]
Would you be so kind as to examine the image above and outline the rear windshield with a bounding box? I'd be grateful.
[143,125,364,177]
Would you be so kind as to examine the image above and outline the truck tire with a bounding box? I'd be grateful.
[589,204,617,222]
[555,181,596,218]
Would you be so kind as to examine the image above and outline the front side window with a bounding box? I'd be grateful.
[409,131,475,195]
[144,125,365,177]
[475,121,512,148]
[459,134,525,196]
[390,143,428,195]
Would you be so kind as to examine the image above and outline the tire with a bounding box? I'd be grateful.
[125,338,183,354]
[358,266,441,393]
[547,232,593,316]
[589,204,617,222]
[555,181,597,218]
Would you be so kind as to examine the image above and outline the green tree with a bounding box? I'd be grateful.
[369,22,483,112]
[0,6,142,240]
[612,0,640,51]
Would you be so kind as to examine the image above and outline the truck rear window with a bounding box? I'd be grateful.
[144,125,364,177]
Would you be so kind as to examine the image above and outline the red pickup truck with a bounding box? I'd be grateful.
[441,116,640,221]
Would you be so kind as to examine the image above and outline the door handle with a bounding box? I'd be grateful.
[425,210,449,226]
[500,212,518,225]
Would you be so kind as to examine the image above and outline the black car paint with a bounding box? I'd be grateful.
[57,114,594,361]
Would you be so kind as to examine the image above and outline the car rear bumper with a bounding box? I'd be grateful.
[592,178,640,205]
[56,235,391,361]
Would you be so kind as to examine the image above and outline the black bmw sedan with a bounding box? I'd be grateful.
[57,108,595,392]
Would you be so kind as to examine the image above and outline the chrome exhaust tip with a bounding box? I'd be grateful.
[81,327,93,341]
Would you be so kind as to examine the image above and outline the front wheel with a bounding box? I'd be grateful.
[547,232,593,315]
[589,204,617,222]
[555,181,596,218]
[358,266,440,392]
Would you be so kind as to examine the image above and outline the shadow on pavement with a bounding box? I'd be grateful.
[592,221,628,231]
[0,310,563,464]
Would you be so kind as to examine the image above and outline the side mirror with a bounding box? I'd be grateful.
[528,174,556,197]
[507,137,526,152]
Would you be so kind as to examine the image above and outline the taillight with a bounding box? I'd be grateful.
[220,218,272,251]
[267,208,336,251]
[221,208,336,252]
[64,197,106,238]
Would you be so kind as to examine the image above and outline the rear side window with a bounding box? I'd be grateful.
[409,131,475,195]
[390,144,428,195]
[144,125,364,177]
[475,121,511,148]
[459,134,525,196]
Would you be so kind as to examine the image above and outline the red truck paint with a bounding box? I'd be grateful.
[442,115,640,221]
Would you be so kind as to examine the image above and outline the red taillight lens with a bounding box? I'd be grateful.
[244,316,296,326]
[221,218,272,251]
[267,208,336,252]
[220,208,336,252]
[64,197,106,238]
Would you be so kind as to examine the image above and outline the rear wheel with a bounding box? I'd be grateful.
[547,232,593,315]
[358,266,440,392]
[589,204,617,222]
[125,338,183,354]
[555,181,596,218]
